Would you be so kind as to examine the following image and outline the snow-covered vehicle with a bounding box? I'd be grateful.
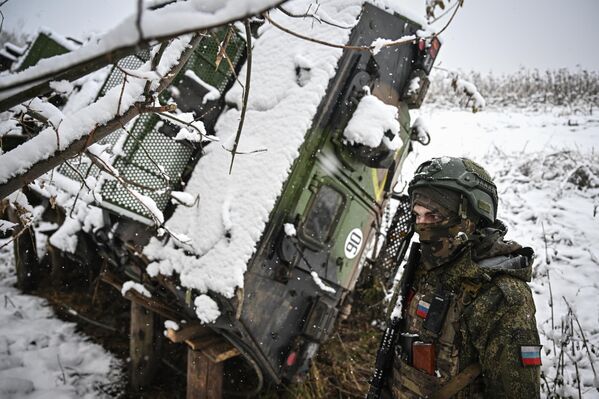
[223,4,440,382]
[0,1,441,394]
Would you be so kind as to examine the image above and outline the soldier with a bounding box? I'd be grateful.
[387,157,541,398]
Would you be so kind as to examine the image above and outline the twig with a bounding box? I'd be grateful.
[100,270,185,321]
[86,150,188,245]
[276,5,353,29]
[4,294,15,308]
[57,354,67,384]
[563,296,598,387]
[0,2,281,105]
[229,19,253,174]
[53,300,119,333]
[221,145,266,155]
[541,221,550,264]
[432,0,461,37]
[136,0,144,41]
[62,159,100,210]
[264,12,369,52]
[157,111,216,142]
[209,28,245,91]
[141,103,177,113]
[116,71,128,115]
[336,332,362,392]
[0,219,33,251]
[117,120,171,183]
[213,27,233,69]
[547,270,557,357]
[0,34,203,199]
[143,41,170,98]
[429,1,460,24]
[540,371,551,395]
[24,104,62,149]
[574,359,582,399]
[87,150,165,192]
[0,7,5,33]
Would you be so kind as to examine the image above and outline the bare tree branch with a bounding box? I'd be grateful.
[0,34,203,199]
[222,146,267,155]
[144,41,170,98]
[117,120,172,184]
[136,0,144,41]
[228,19,253,174]
[264,3,461,55]
[0,0,287,111]
[276,5,353,29]
[0,0,8,32]
[263,11,370,52]
[433,0,461,37]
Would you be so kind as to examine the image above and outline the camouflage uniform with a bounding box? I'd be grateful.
[388,157,541,399]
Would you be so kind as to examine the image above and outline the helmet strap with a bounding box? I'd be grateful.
[458,195,469,220]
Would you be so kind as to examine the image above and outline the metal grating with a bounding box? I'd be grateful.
[57,54,146,181]
[372,195,413,288]
[99,55,145,97]
[99,29,246,223]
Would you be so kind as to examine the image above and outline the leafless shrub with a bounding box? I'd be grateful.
[427,68,599,113]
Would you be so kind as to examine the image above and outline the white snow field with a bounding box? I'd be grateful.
[404,105,599,398]
[1,104,597,398]
[0,240,122,398]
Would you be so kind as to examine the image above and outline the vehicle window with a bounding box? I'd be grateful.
[303,185,344,244]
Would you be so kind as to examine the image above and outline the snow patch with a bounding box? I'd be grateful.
[164,320,180,331]
[194,295,221,324]
[311,271,336,294]
[284,223,296,237]
[343,88,401,150]
[121,281,152,298]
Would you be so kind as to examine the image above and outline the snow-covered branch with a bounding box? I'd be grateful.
[0,34,203,199]
[0,0,284,111]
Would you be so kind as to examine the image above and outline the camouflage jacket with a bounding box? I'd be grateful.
[390,241,541,398]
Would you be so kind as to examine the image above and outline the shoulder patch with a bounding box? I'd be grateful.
[520,345,542,366]
[494,275,529,305]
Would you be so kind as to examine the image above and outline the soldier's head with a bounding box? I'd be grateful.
[408,157,498,268]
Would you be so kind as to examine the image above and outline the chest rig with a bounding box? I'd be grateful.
[391,258,485,399]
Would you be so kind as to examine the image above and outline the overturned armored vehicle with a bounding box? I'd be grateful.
[135,3,440,387]
[1,0,441,395]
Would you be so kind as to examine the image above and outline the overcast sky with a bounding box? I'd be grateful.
[1,0,598,74]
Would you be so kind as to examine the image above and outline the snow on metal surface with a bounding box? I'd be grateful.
[144,0,428,317]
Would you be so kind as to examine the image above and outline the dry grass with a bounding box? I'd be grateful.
[262,283,386,399]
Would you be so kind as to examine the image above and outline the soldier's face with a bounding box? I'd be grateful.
[413,204,445,225]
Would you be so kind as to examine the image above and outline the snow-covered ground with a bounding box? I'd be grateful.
[0,105,597,398]
[0,237,122,398]
[404,105,599,398]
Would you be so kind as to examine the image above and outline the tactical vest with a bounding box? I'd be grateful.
[390,261,485,399]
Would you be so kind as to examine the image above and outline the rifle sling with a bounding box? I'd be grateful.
[430,363,482,399]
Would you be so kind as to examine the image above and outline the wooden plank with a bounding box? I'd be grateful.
[130,302,157,389]
[202,341,240,364]
[166,324,210,343]
[187,349,223,399]
[185,334,221,352]
[8,205,39,292]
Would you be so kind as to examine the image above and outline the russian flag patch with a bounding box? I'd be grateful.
[520,345,542,366]
[416,300,430,318]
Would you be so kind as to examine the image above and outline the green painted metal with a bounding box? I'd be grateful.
[17,33,70,71]
[97,29,245,223]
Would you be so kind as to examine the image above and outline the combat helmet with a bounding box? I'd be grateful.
[408,157,498,224]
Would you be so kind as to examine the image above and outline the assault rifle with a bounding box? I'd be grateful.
[366,195,420,399]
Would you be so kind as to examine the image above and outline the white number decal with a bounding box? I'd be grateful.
[344,228,363,259]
